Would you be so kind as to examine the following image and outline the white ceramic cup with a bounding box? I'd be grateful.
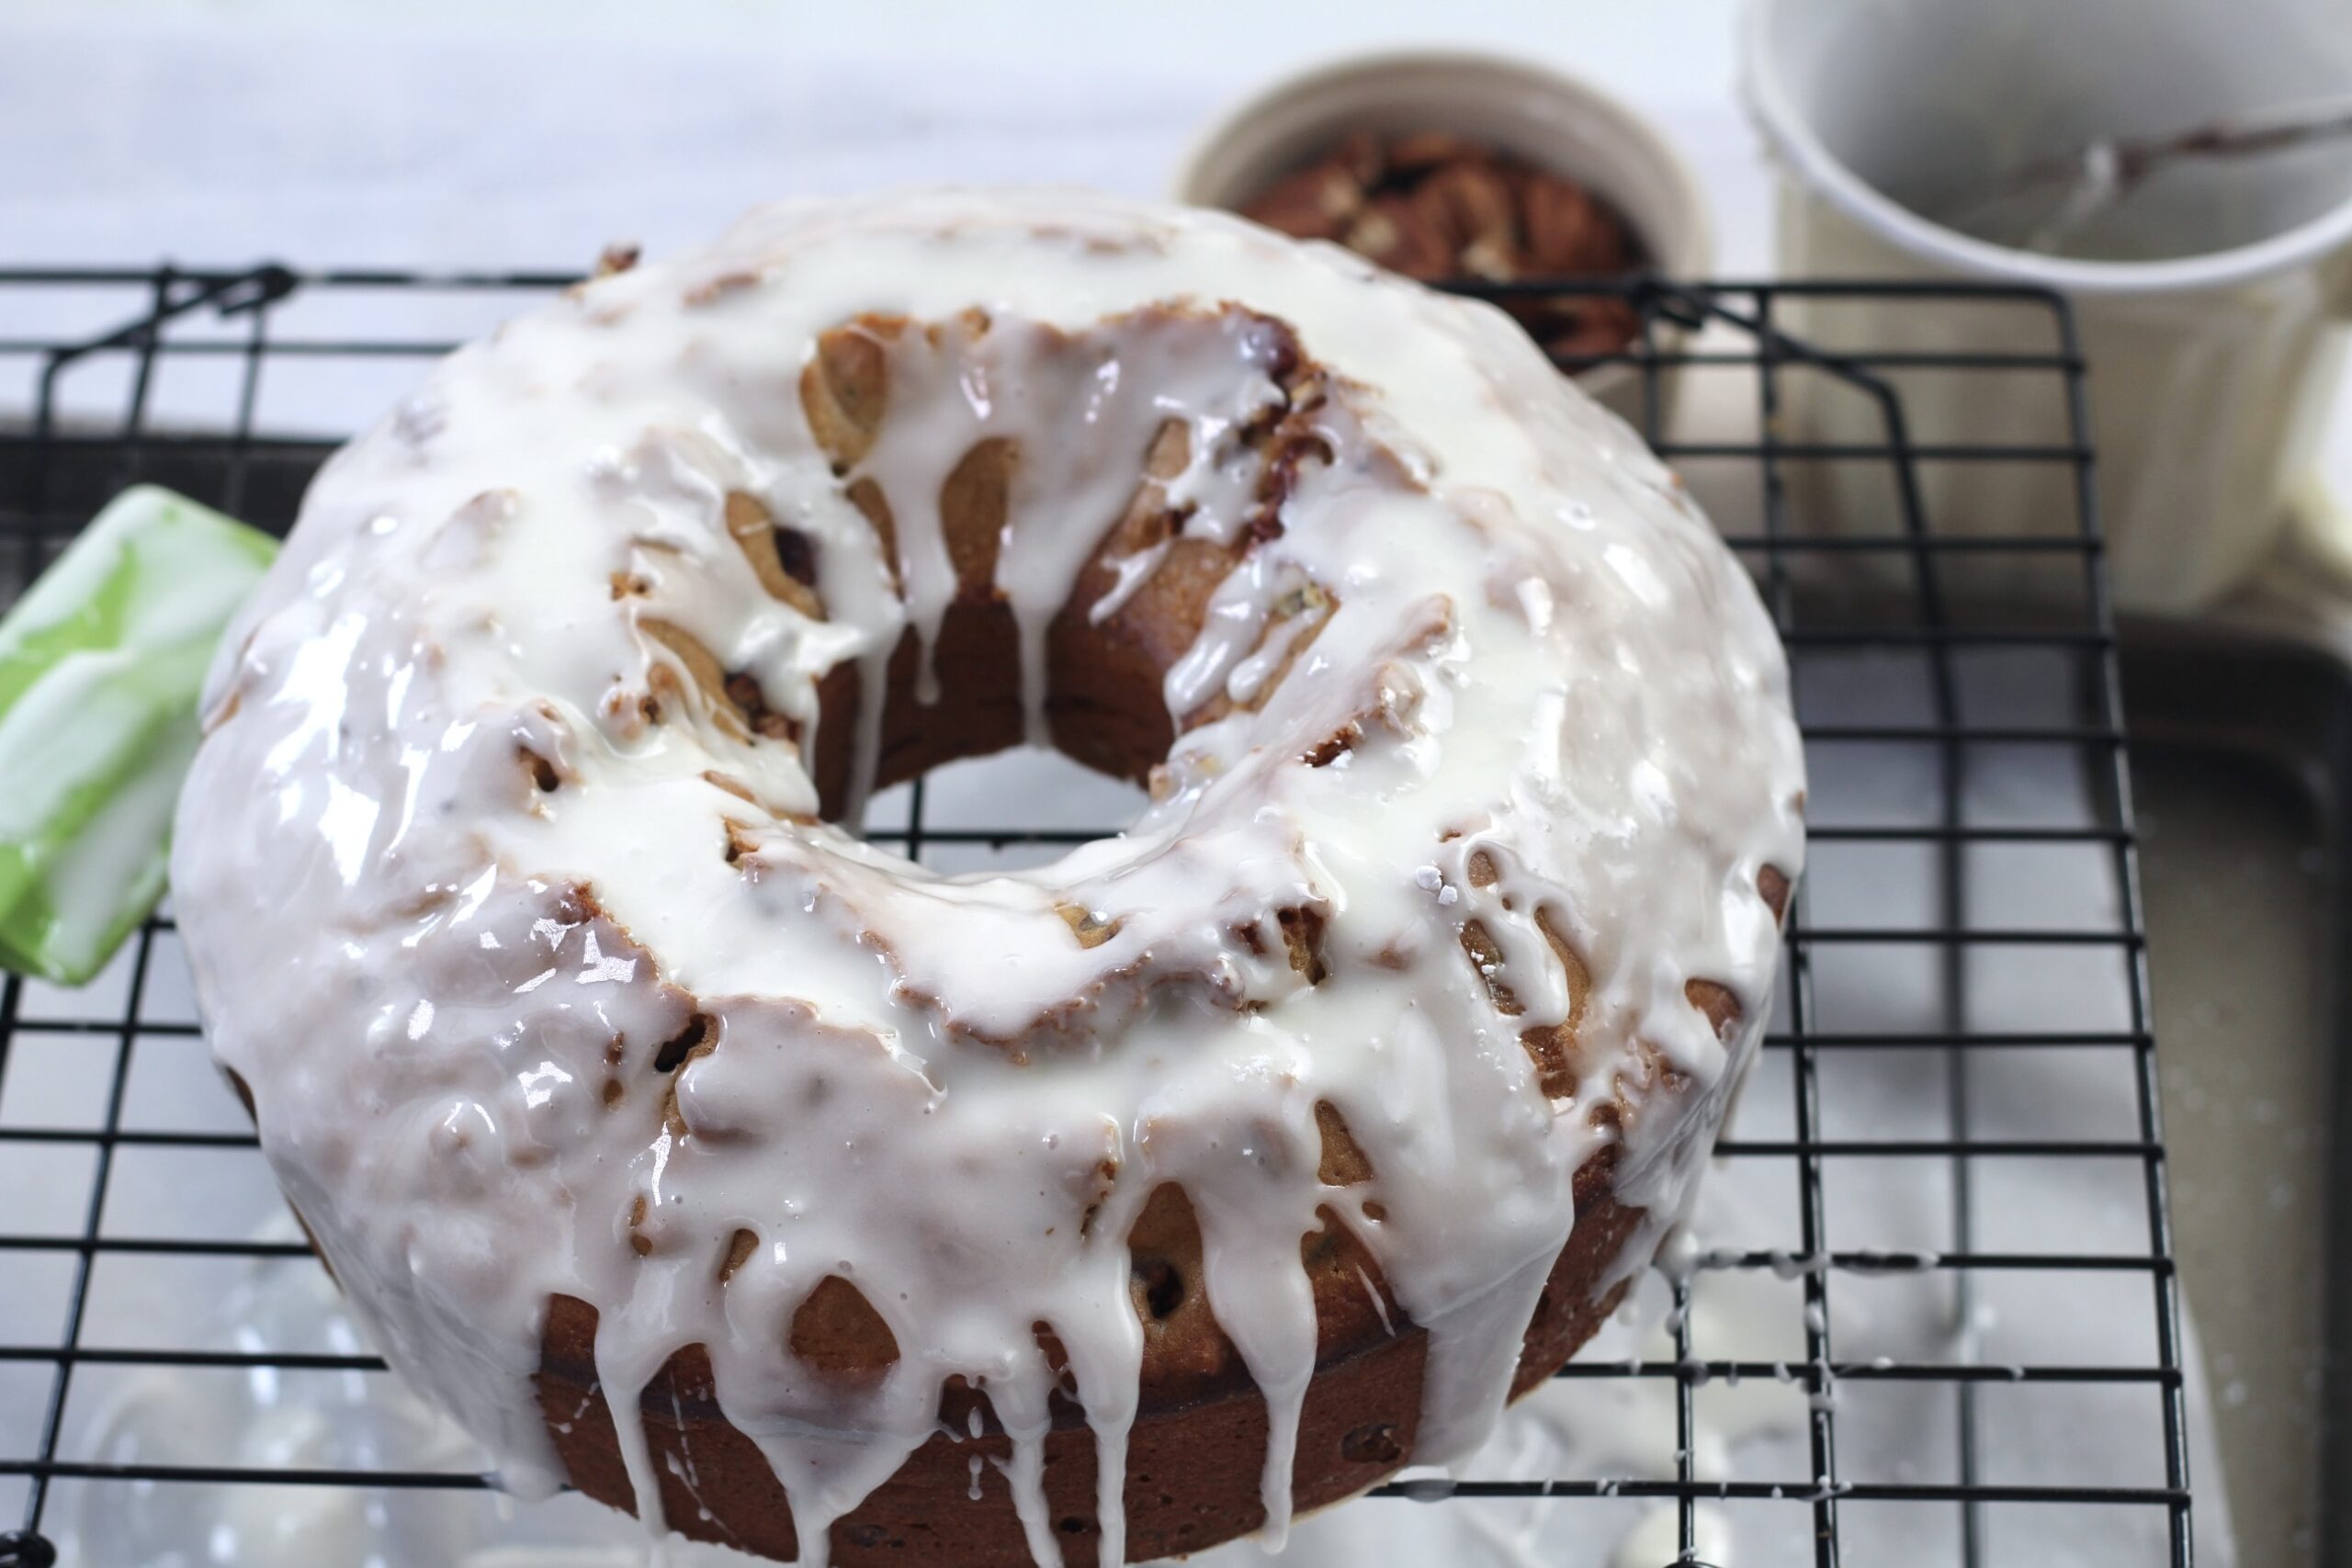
[1742,0,2352,613]
[1171,49,1711,433]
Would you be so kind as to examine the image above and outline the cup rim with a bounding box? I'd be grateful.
[1738,0,2352,296]
[1170,45,1713,279]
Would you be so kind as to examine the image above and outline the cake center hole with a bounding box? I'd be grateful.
[787,304,1335,835]
[861,746,1152,874]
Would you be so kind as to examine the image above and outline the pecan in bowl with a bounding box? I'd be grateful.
[1239,129,1645,363]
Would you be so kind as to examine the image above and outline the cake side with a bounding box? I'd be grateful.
[533,1164,1647,1565]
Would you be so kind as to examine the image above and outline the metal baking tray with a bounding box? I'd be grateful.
[2122,610,2352,1568]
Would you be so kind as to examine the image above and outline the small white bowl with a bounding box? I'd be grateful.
[1171,48,1712,429]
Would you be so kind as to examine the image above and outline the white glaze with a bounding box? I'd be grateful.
[171,189,1804,1565]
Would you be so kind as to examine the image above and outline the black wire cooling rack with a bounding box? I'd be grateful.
[0,265,2190,1567]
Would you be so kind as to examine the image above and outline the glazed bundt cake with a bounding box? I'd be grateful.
[173,190,1804,1566]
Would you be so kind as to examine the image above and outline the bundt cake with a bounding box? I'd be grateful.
[172,190,1805,1566]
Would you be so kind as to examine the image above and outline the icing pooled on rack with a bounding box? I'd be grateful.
[171,189,1804,1566]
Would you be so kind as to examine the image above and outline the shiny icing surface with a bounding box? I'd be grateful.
[170,189,1804,1565]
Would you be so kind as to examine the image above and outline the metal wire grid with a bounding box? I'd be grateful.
[0,265,2188,1567]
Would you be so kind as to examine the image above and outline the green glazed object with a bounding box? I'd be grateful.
[0,486,277,985]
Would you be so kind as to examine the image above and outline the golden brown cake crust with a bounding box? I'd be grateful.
[535,1164,1641,1565]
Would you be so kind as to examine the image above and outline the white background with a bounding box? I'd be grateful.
[0,0,1774,273]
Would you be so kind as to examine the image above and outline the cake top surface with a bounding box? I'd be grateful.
[173,188,1804,1566]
